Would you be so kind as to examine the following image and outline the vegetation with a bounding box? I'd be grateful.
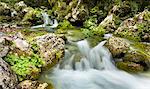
[0,0,150,88]
[5,53,44,81]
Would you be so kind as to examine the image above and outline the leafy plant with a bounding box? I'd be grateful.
[5,53,44,81]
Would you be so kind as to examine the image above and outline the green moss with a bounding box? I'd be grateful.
[57,20,74,30]
[116,62,144,73]
[4,53,44,81]
[123,51,147,63]
[115,27,141,41]
[84,16,97,29]
[87,36,104,47]
[115,19,150,42]
[130,43,150,61]
[56,50,63,60]
[92,26,106,36]
[21,29,48,42]
[81,26,106,38]
[81,15,106,38]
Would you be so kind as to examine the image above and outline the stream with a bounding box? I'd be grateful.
[40,40,150,89]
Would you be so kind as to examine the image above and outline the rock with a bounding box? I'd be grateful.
[1,32,65,81]
[0,44,9,58]
[14,1,27,12]
[106,36,150,72]
[109,1,137,19]
[17,80,48,89]
[116,62,144,73]
[105,36,130,57]
[0,35,10,57]
[13,38,30,51]
[2,32,43,81]
[35,33,65,67]
[21,8,43,26]
[0,2,11,16]
[13,32,30,51]
[0,58,18,89]
[114,10,150,42]
[49,0,88,22]
[0,2,12,22]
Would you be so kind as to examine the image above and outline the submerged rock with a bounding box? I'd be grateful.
[17,80,48,89]
[0,58,18,89]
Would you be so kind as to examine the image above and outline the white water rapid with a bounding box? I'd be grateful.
[41,40,150,89]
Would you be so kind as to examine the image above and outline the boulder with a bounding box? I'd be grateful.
[35,33,65,67]
[106,36,150,73]
[114,10,150,42]
[0,58,18,89]
[2,32,65,81]
[105,36,130,57]
[17,80,48,89]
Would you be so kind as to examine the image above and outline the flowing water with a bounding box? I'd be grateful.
[40,40,150,89]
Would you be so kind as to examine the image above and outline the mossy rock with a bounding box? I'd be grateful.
[114,10,150,42]
[48,0,89,22]
[116,62,144,73]
[106,36,150,72]
[2,32,65,81]
[22,8,43,26]
[35,34,65,67]
[0,2,12,16]
[14,1,27,12]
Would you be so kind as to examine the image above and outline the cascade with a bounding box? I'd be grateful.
[40,40,150,89]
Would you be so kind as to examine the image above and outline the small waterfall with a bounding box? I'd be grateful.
[40,40,150,89]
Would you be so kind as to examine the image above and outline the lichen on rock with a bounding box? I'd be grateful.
[17,80,49,89]
[105,36,130,57]
[35,33,65,67]
[0,58,18,89]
